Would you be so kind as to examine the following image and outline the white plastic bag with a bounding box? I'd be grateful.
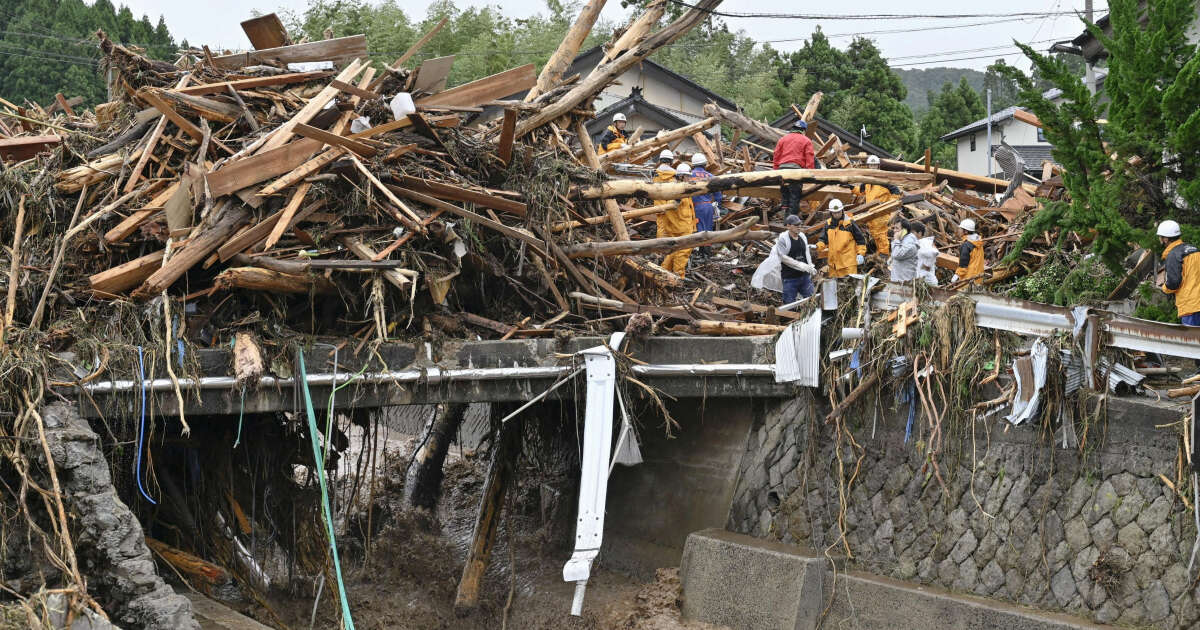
[390,92,415,120]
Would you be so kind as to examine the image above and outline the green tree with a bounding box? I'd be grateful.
[916,78,985,168]
[982,59,1023,110]
[1000,0,1200,281]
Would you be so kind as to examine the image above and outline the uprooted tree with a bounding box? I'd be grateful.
[999,0,1200,274]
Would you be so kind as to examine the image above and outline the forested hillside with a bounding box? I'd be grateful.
[895,67,986,113]
[0,0,176,108]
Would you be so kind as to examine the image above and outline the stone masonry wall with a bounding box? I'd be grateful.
[728,391,1199,628]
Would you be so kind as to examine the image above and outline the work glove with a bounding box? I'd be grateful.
[856,255,865,265]
[796,262,816,275]
[950,274,959,283]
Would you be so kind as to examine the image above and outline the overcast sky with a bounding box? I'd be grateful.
[114,0,1108,72]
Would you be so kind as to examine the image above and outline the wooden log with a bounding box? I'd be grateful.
[132,203,248,299]
[211,35,366,69]
[393,175,526,216]
[497,109,517,165]
[418,65,536,108]
[454,412,522,612]
[574,120,630,240]
[674,320,786,336]
[537,227,634,304]
[571,168,933,201]
[702,103,784,143]
[1168,384,1200,399]
[527,0,607,101]
[825,372,881,423]
[87,118,153,158]
[1,197,25,346]
[598,117,717,166]
[562,218,768,259]
[213,267,336,294]
[550,202,675,232]
[153,90,243,123]
[878,157,1018,195]
[599,0,665,65]
[619,256,683,289]
[404,403,468,509]
[514,0,721,138]
[145,537,229,586]
[55,149,141,193]
[568,291,731,321]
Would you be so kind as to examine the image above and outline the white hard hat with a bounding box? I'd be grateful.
[960,218,977,232]
[1158,220,1182,238]
[658,149,674,161]
[828,199,844,212]
[866,155,880,165]
[691,152,707,166]
[675,164,692,175]
[612,113,627,122]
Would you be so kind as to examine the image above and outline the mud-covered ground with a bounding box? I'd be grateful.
[238,416,724,630]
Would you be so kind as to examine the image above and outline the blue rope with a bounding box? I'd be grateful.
[135,346,157,504]
[297,350,355,630]
[903,381,917,444]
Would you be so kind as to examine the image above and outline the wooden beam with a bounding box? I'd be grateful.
[137,88,204,142]
[561,218,768,259]
[211,35,366,69]
[574,120,630,241]
[387,186,545,258]
[293,123,378,157]
[497,108,517,165]
[1012,108,1042,128]
[240,13,290,50]
[89,250,164,295]
[0,135,61,161]
[175,71,332,96]
[255,59,366,154]
[263,181,312,250]
[53,93,76,117]
[329,79,379,100]
[417,64,536,108]
[132,203,249,298]
[393,175,526,216]
[214,267,336,294]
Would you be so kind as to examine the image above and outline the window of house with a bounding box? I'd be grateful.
[1037,127,1046,142]
[970,134,976,152]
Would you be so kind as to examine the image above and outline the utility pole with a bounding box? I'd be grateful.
[1085,0,1097,94]
[986,88,993,178]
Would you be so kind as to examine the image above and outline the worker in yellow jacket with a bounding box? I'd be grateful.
[596,113,628,155]
[952,218,985,284]
[1158,220,1200,326]
[816,199,868,277]
[659,164,697,276]
[855,155,901,255]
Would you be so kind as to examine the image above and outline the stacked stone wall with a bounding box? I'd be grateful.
[728,391,1199,628]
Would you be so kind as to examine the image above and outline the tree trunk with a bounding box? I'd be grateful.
[404,403,468,510]
[213,267,337,294]
[702,103,784,143]
[575,120,630,240]
[514,0,723,138]
[570,168,932,201]
[561,218,768,259]
[551,202,675,232]
[597,116,717,166]
[527,0,608,101]
[673,320,788,335]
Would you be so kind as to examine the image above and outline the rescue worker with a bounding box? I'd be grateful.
[596,113,628,155]
[816,199,868,278]
[888,219,919,282]
[751,215,816,302]
[913,222,939,286]
[952,218,985,284]
[772,119,815,216]
[1159,220,1200,326]
[658,164,697,277]
[855,155,902,255]
[689,152,722,259]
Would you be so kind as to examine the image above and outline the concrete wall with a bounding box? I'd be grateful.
[727,390,1199,628]
[601,398,756,578]
[955,119,1048,175]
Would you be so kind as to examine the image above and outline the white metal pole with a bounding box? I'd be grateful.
[986,88,993,178]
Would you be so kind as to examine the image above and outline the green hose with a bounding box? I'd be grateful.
[297,349,356,630]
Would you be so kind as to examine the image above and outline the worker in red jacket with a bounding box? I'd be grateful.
[773,119,815,216]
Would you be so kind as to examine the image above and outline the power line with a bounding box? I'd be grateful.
[661,0,1106,21]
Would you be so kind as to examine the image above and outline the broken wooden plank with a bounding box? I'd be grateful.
[293,123,378,157]
[0,135,61,161]
[216,199,326,261]
[418,64,536,108]
[255,59,366,154]
[350,156,425,228]
[340,236,418,291]
[207,138,323,198]
[393,175,527,216]
[497,109,517,165]
[176,71,332,96]
[412,55,456,94]
[369,16,450,91]
[89,250,164,295]
[240,13,290,50]
[132,203,249,299]
[264,181,312,251]
[388,186,545,258]
[258,147,344,196]
[329,79,380,101]
[137,88,204,142]
[211,35,366,69]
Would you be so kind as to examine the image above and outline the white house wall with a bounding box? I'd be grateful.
[952,119,1050,176]
[593,62,721,136]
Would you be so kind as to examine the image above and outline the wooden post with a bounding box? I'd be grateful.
[403,403,468,510]
[455,414,522,612]
[574,120,630,241]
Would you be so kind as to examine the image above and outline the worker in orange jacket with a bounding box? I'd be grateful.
[855,155,901,255]
[596,113,628,155]
[1158,220,1200,326]
[952,218,985,284]
[816,199,868,277]
[659,164,697,276]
